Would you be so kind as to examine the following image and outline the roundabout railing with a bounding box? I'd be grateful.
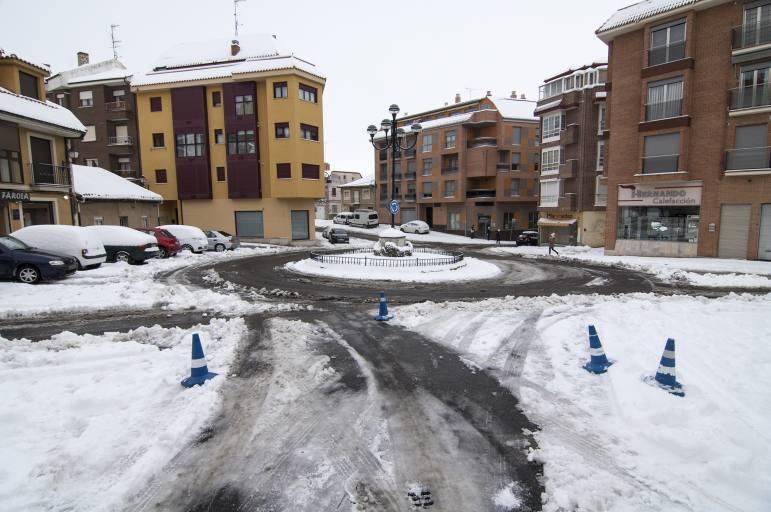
[309,247,464,268]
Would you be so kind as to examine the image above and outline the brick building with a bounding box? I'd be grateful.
[535,63,608,246]
[374,94,540,239]
[598,0,771,260]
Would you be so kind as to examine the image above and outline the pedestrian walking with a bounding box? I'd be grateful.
[548,232,559,256]
[470,225,476,239]
[495,228,501,245]
[486,225,491,241]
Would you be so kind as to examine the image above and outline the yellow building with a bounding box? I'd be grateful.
[131,35,325,242]
[0,49,86,234]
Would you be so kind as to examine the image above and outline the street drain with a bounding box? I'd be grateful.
[407,489,434,508]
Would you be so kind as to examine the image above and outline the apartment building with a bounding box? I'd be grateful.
[340,176,376,212]
[0,48,86,234]
[131,35,325,242]
[598,0,771,260]
[46,53,139,181]
[535,63,608,247]
[318,170,362,219]
[374,94,540,239]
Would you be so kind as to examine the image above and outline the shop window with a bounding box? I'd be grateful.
[617,205,700,242]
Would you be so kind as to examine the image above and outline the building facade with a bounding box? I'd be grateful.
[598,0,771,260]
[374,95,540,239]
[535,63,608,246]
[131,35,325,242]
[319,170,362,218]
[340,176,376,212]
[46,54,139,181]
[0,49,86,235]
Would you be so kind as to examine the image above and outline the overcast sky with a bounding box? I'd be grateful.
[1,0,632,177]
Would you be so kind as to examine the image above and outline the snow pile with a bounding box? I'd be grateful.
[0,318,246,511]
[72,164,162,202]
[84,225,157,246]
[392,293,771,512]
[373,239,413,257]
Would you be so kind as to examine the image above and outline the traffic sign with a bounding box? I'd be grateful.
[388,199,400,215]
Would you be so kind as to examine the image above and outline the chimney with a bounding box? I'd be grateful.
[231,40,240,56]
[486,90,492,97]
[77,52,89,66]
[444,102,449,107]
[520,93,526,100]
[454,93,461,104]
[510,90,517,99]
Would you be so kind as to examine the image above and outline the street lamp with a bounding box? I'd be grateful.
[367,104,422,227]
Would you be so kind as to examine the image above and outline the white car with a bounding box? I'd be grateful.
[400,220,430,234]
[158,225,208,253]
[333,212,354,225]
[12,224,107,269]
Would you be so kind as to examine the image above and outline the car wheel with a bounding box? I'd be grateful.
[17,265,41,284]
[215,243,226,252]
[115,251,131,263]
[182,244,193,252]
[158,247,168,258]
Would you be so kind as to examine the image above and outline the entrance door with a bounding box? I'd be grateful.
[291,210,309,240]
[760,204,771,261]
[23,202,54,226]
[478,215,491,238]
[425,207,434,227]
[718,204,752,259]
[30,136,53,184]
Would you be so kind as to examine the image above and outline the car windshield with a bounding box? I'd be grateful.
[159,229,175,238]
[218,231,232,237]
[0,235,30,251]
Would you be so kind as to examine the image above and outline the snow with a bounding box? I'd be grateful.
[0,318,246,511]
[596,91,608,99]
[315,219,517,246]
[0,87,85,134]
[12,224,106,267]
[378,112,473,139]
[153,34,280,70]
[68,69,131,84]
[72,164,162,202]
[379,227,405,239]
[489,97,538,120]
[84,226,156,246]
[339,176,375,188]
[0,47,49,71]
[392,292,771,512]
[598,0,697,34]
[534,99,562,114]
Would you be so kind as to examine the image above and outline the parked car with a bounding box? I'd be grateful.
[12,225,107,269]
[323,226,349,244]
[158,225,208,253]
[205,230,240,252]
[85,226,160,264]
[400,220,430,234]
[517,231,540,246]
[0,235,78,283]
[333,212,354,225]
[350,209,379,228]
[135,227,181,258]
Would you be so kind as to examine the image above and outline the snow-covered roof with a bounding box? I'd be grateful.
[340,176,375,188]
[69,68,131,84]
[597,0,726,35]
[489,98,538,121]
[153,34,281,70]
[0,47,49,73]
[534,99,562,114]
[47,59,130,92]
[71,164,162,202]
[0,87,85,135]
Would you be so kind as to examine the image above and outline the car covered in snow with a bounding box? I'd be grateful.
[85,226,160,264]
[322,226,349,244]
[516,231,540,246]
[205,230,240,252]
[0,235,78,283]
[135,227,181,258]
[158,225,208,253]
[400,220,430,234]
[11,225,107,270]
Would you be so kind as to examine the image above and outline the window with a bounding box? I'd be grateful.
[302,163,320,179]
[55,93,67,107]
[84,158,98,167]
[149,96,162,112]
[422,158,433,175]
[448,212,461,230]
[299,84,317,103]
[331,187,336,197]
[646,78,683,120]
[118,157,130,172]
[235,95,254,116]
[343,189,351,201]
[407,160,416,177]
[394,162,401,179]
[741,3,771,48]
[595,176,608,206]
[649,19,686,66]
[539,180,560,207]
[444,180,456,197]
[597,141,606,171]
[728,124,769,170]
[235,211,264,238]
[422,134,434,152]
[422,181,433,198]
[598,104,607,133]
[291,210,310,240]
[274,81,288,98]
[18,71,39,99]
[617,205,700,242]
[512,126,522,145]
[380,163,388,181]
[83,125,96,142]
[141,216,149,228]
[735,62,771,110]
[155,169,167,183]
[227,130,256,155]
[214,128,224,144]
[176,133,204,158]
[510,178,520,196]
[503,212,515,229]
[277,163,291,179]
[541,147,562,174]
[275,122,290,138]
[212,91,222,107]
[216,166,226,181]
[528,211,538,229]
[79,90,93,107]
[119,216,129,227]
[542,112,565,139]
[512,152,521,171]
[93,216,104,225]
[300,123,319,141]
[113,89,125,98]
[444,130,456,149]
[152,133,165,148]
[362,189,370,200]
[0,150,22,183]
[643,132,680,173]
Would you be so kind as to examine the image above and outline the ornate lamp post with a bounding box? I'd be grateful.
[367,104,422,228]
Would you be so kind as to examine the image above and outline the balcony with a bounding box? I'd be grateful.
[441,166,459,175]
[404,148,417,159]
[725,147,771,174]
[405,193,417,202]
[642,154,680,174]
[594,193,608,207]
[114,168,136,178]
[31,163,70,187]
[466,189,497,199]
[559,125,578,146]
[421,192,433,199]
[559,159,577,179]
[108,136,133,145]
[496,163,510,172]
[104,100,129,112]
[646,99,683,121]
[379,173,388,182]
[405,171,417,180]
[647,41,686,67]
[732,22,771,52]
[467,136,497,149]
[379,149,388,161]
[539,195,559,208]
[729,85,771,111]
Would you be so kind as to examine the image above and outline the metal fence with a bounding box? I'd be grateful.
[309,247,464,267]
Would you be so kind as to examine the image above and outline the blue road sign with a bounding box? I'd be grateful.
[388,200,400,214]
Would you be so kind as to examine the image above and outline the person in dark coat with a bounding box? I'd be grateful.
[495,229,501,245]
[470,225,476,239]
[486,225,491,240]
[548,232,559,256]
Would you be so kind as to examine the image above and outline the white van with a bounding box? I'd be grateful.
[350,209,379,228]
[158,225,208,253]
[12,225,107,269]
[333,212,354,225]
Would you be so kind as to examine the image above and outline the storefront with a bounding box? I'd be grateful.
[538,216,578,245]
[0,190,31,235]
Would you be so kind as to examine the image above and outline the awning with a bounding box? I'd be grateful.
[538,217,577,227]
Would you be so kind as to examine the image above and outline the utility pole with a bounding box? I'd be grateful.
[110,24,121,59]
[234,0,247,38]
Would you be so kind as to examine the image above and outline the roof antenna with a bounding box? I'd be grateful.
[234,0,247,38]
[110,24,121,59]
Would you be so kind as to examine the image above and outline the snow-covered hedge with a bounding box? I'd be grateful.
[373,239,413,257]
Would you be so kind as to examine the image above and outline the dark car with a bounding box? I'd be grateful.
[136,227,181,258]
[85,226,161,264]
[325,227,349,244]
[0,235,78,284]
[517,231,540,246]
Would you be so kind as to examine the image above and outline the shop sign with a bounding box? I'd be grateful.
[0,189,31,202]
[618,183,701,207]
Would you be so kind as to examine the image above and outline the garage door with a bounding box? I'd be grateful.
[235,211,264,238]
[760,204,771,261]
[291,210,309,240]
[718,204,751,259]
[400,208,417,223]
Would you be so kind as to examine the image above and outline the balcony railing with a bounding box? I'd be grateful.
[729,85,771,111]
[594,193,608,206]
[405,171,417,180]
[422,192,433,199]
[726,147,771,171]
[467,137,497,149]
[645,99,683,121]
[108,136,133,145]
[504,188,520,197]
[642,154,679,174]
[732,22,771,51]
[104,100,129,112]
[539,195,558,207]
[496,163,510,172]
[114,168,136,177]
[379,173,388,182]
[466,189,496,199]
[393,173,402,180]
[441,166,459,175]
[405,193,417,201]
[648,41,686,67]
[404,148,416,159]
[31,163,70,186]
